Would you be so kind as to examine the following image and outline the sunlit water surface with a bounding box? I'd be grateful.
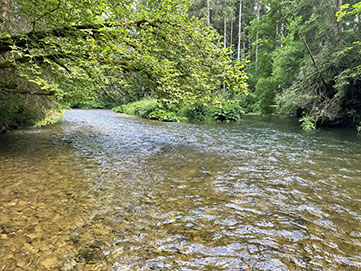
[1,110,361,270]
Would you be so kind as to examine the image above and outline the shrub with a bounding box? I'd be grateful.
[206,102,244,122]
[0,93,60,132]
[113,98,245,123]
[114,98,162,118]
[112,105,125,113]
[113,98,184,122]
[148,109,182,122]
[177,103,206,121]
[299,115,316,130]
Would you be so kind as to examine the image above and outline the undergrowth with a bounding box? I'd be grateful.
[113,98,245,123]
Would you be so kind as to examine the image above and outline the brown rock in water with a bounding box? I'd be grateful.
[42,256,58,269]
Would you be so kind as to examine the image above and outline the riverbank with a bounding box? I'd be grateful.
[112,98,245,123]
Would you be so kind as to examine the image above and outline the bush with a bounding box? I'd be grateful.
[113,98,245,123]
[205,102,244,122]
[113,98,184,122]
[177,103,206,121]
[112,105,125,113]
[0,93,61,132]
[148,109,182,122]
[71,100,113,109]
[253,77,278,114]
[299,115,316,131]
[114,98,162,118]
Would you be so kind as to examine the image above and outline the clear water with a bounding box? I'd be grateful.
[0,109,360,270]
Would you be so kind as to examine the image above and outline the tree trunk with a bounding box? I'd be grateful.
[237,0,242,61]
[206,0,211,26]
[255,0,261,71]
[0,0,11,29]
[224,0,227,49]
[280,22,284,47]
[298,29,328,90]
[298,30,319,73]
[230,20,233,48]
[337,0,343,42]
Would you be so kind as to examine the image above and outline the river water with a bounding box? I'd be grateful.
[0,109,360,270]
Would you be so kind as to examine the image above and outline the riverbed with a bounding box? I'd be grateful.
[0,110,360,270]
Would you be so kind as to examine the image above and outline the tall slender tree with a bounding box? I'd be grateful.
[337,0,343,43]
[237,0,242,61]
[255,0,262,71]
[207,0,211,25]
[224,0,227,48]
[0,0,11,29]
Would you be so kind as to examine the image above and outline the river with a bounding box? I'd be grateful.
[0,109,360,270]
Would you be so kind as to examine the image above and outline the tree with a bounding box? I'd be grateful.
[237,0,243,61]
[254,0,262,72]
[274,0,361,128]
[189,0,361,128]
[207,0,211,25]
[0,0,248,130]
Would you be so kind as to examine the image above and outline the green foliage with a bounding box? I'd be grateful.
[0,0,248,131]
[112,105,125,114]
[253,77,278,114]
[33,109,64,127]
[0,93,60,132]
[299,115,316,131]
[148,109,182,122]
[113,96,245,123]
[337,2,361,20]
[245,0,361,129]
[205,102,244,122]
[113,98,184,122]
[70,99,113,109]
[119,99,163,119]
[177,103,207,121]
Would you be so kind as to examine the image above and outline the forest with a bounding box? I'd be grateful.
[0,0,361,131]
[2,1,361,270]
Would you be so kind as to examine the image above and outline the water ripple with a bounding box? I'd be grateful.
[0,110,361,270]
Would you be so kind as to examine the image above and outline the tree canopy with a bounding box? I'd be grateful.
[2,0,361,131]
[190,0,361,129]
[0,0,247,131]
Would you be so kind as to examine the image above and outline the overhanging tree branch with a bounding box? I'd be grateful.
[84,69,116,103]
[31,0,62,32]
[0,19,184,54]
[0,87,55,95]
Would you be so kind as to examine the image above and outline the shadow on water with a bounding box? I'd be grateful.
[0,110,361,270]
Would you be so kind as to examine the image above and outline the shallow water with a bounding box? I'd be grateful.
[0,109,361,270]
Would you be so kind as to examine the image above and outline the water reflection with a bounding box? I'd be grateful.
[0,110,361,270]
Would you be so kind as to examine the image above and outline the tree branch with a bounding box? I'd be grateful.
[31,0,62,32]
[0,19,184,54]
[0,87,55,95]
[84,70,116,103]
[298,30,328,89]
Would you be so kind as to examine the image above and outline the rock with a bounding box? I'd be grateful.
[16,259,27,268]
[63,259,77,271]
[23,243,37,253]
[42,256,58,269]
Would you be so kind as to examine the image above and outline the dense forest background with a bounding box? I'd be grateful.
[1,0,361,131]
[189,0,361,129]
